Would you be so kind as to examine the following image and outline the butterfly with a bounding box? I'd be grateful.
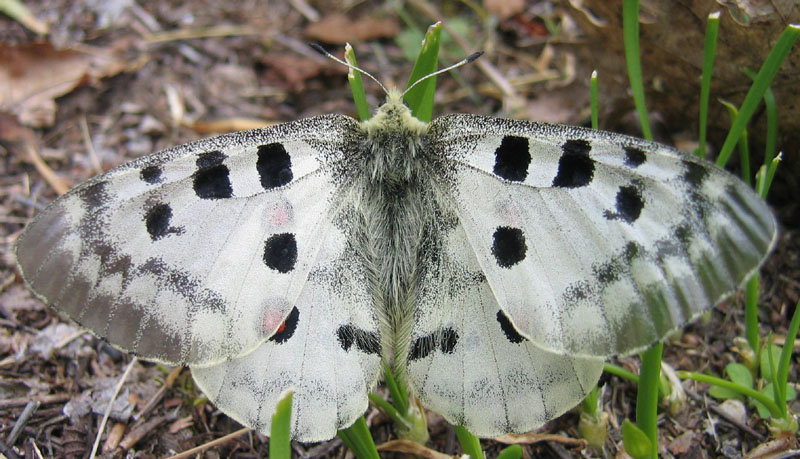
[15,50,776,442]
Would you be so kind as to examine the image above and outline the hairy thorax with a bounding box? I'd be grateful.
[356,95,431,361]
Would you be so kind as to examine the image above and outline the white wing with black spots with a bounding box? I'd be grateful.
[427,114,777,358]
[404,208,603,436]
[192,199,382,442]
[15,115,363,366]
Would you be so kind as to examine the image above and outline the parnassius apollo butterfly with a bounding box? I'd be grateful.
[15,50,776,442]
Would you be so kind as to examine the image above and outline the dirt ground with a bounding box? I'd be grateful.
[1,1,798,458]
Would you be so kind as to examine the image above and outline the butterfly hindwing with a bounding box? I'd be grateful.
[15,114,363,366]
[427,114,776,358]
[405,209,604,436]
[192,197,382,442]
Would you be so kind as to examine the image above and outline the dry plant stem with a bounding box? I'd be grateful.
[25,144,69,195]
[0,393,72,409]
[119,415,169,450]
[89,357,138,459]
[683,387,765,441]
[6,400,40,446]
[79,116,103,175]
[167,427,252,459]
[134,366,183,421]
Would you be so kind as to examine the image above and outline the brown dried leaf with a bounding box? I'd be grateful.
[0,42,131,127]
[485,0,526,21]
[304,13,401,44]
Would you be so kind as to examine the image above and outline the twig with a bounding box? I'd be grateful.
[89,357,138,459]
[0,393,72,409]
[167,427,252,458]
[684,386,765,441]
[119,415,168,450]
[79,116,103,175]
[24,144,69,195]
[0,438,21,459]
[6,400,40,445]
[134,366,183,421]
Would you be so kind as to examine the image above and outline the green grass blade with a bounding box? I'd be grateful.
[368,392,411,431]
[677,371,783,417]
[745,274,760,353]
[338,417,380,459]
[716,24,800,167]
[696,11,720,158]
[776,300,800,416]
[384,363,408,416]
[269,390,293,459]
[622,0,653,140]
[590,70,599,130]
[636,343,663,459]
[497,444,523,459]
[403,22,441,121]
[719,99,751,184]
[454,425,484,459]
[762,84,778,166]
[345,44,371,121]
[762,153,782,199]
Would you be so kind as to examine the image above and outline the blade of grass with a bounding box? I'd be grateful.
[345,44,371,121]
[454,425,484,459]
[403,22,442,121]
[637,343,663,459]
[716,24,800,167]
[383,363,408,417]
[775,300,800,416]
[590,70,599,130]
[338,417,380,459]
[745,274,761,353]
[696,11,720,158]
[677,371,783,417]
[269,390,293,459]
[622,0,653,140]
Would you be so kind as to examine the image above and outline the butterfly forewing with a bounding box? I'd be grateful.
[15,115,363,366]
[428,114,776,358]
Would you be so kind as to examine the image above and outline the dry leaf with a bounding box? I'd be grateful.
[485,0,526,20]
[0,42,131,127]
[304,13,400,44]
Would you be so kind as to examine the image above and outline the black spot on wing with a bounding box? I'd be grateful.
[269,307,299,343]
[408,328,459,362]
[144,203,183,240]
[604,184,645,224]
[682,160,709,187]
[496,310,527,344]
[336,324,380,355]
[552,139,595,188]
[263,233,298,273]
[193,151,232,199]
[493,135,530,182]
[491,226,527,268]
[408,333,436,361]
[439,328,458,353]
[257,143,293,189]
[624,146,646,167]
[140,165,163,184]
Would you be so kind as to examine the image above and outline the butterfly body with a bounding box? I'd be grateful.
[16,86,775,441]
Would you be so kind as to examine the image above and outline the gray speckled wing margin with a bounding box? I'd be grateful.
[15,114,364,367]
[427,113,777,359]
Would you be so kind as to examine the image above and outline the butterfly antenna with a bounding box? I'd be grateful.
[402,51,484,97]
[309,43,389,95]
